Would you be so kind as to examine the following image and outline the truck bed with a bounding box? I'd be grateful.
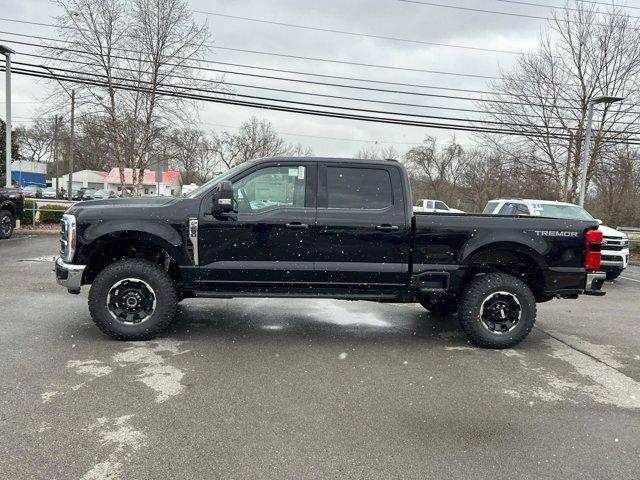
[411,212,599,297]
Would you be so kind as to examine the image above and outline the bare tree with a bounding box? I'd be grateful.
[49,0,213,195]
[481,0,640,202]
[16,121,54,163]
[354,145,399,160]
[403,136,465,204]
[165,127,218,184]
[211,117,312,170]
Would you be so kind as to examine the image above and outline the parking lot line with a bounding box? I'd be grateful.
[621,276,640,283]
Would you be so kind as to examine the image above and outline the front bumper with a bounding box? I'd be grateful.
[584,271,606,296]
[600,250,629,270]
[55,257,86,294]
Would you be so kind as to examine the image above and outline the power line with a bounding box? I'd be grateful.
[0,33,604,112]
[2,64,588,140]
[0,23,501,95]
[0,23,501,81]
[400,0,640,26]
[12,61,555,130]
[495,0,640,19]
[191,10,524,55]
[10,63,640,143]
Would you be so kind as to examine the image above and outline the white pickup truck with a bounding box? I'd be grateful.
[483,199,630,280]
[413,199,464,214]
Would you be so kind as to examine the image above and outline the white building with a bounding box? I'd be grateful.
[53,170,108,192]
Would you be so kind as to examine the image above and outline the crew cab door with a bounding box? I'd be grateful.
[314,162,409,288]
[197,161,317,288]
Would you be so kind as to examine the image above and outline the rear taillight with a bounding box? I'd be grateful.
[585,229,603,271]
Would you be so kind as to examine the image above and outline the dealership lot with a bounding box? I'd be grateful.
[1,235,639,479]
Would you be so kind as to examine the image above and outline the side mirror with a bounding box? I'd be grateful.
[595,219,603,225]
[211,180,234,216]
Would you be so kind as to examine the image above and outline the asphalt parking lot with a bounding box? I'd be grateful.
[1,235,639,479]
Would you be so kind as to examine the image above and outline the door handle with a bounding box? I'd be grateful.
[375,224,399,232]
[285,222,309,230]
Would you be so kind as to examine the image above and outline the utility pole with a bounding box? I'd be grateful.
[53,115,59,194]
[1,45,15,188]
[68,89,75,200]
[40,65,76,200]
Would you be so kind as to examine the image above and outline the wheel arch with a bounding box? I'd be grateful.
[80,229,186,286]
[460,242,547,300]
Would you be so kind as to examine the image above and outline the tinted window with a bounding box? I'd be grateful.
[434,201,448,210]
[233,166,306,214]
[499,203,529,215]
[326,167,392,209]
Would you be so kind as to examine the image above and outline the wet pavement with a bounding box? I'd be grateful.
[1,235,639,479]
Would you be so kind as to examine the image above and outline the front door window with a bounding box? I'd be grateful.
[233,166,306,214]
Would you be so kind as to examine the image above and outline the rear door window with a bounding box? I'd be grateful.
[326,167,393,209]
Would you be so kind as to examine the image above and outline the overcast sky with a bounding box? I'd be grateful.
[0,0,590,157]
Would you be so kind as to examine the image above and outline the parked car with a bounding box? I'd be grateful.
[0,187,24,239]
[56,157,607,349]
[413,199,464,213]
[42,187,58,199]
[483,199,629,280]
[77,189,97,201]
[91,189,118,200]
[22,185,43,198]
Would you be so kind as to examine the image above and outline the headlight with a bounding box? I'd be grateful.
[60,214,77,262]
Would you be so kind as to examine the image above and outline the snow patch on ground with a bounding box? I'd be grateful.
[67,359,113,378]
[309,301,391,328]
[545,331,627,369]
[502,338,640,409]
[444,346,476,351]
[41,391,62,403]
[81,415,146,480]
[544,338,640,409]
[112,340,187,403]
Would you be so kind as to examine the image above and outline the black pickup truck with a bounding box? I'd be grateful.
[55,157,606,348]
[0,187,24,239]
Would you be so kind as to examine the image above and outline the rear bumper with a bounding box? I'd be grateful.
[584,271,606,296]
[55,257,85,293]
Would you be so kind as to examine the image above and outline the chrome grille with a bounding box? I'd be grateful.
[603,236,628,251]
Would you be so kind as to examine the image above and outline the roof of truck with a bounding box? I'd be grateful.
[249,156,399,164]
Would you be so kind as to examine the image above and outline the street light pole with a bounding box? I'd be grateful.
[578,95,625,207]
[1,45,15,188]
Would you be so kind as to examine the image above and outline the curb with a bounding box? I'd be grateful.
[14,229,60,236]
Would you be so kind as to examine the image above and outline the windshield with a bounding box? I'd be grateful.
[186,163,249,198]
[533,203,594,220]
[483,201,499,214]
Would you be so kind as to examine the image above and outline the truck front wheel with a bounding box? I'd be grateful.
[458,273,536,349]
[606,268,623,281]
[88,259,178,340]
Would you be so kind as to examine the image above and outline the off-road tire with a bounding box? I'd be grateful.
[419,296,458,316]
[0,210,14,239]
[606,269,623,281]
[88,259,177,340]
[458,273,536,349]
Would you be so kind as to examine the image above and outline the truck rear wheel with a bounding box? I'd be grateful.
[88,259,177,340]
[0,210,14,239]
[458,273,536,349]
